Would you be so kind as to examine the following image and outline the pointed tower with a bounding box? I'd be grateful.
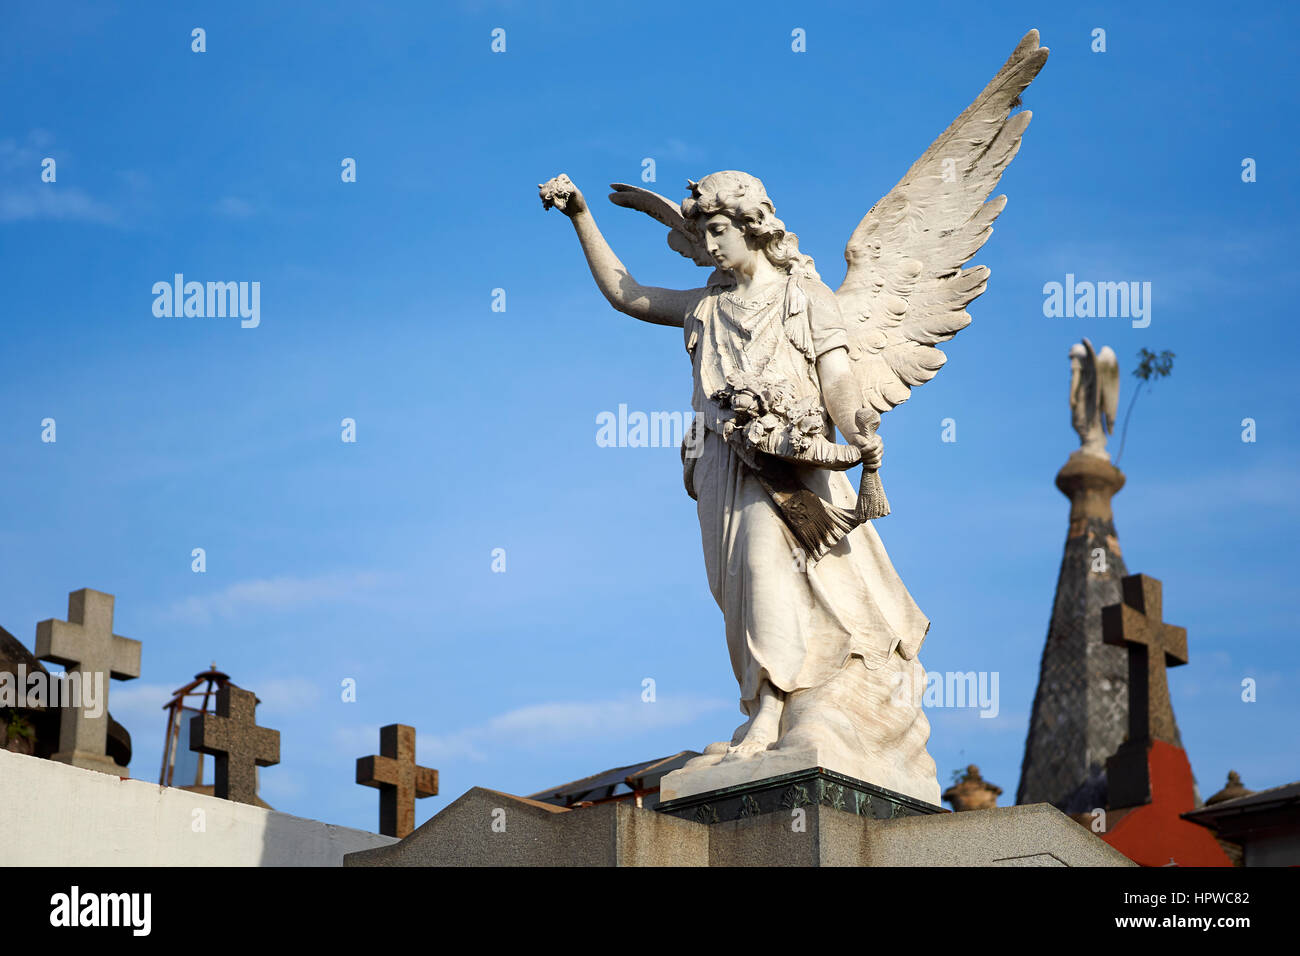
[1016,340,1186,813]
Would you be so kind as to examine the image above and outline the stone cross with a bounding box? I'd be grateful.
[356,724,438,837]
[190,685,280,804]
[1102,573,1187,746]
[35,588,141,776]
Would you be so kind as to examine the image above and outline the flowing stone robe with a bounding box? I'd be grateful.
[677,273,939,803]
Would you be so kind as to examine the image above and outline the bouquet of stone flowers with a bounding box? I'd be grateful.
[711,371,862,471]
[710,370,891,522]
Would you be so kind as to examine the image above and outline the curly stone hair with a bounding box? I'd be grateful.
[680,171,819,280]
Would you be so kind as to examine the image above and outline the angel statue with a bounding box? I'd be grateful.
[540,31,1048,805]
[1069,338,1119,460]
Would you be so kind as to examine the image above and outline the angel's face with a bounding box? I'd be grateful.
[702,213,753,273]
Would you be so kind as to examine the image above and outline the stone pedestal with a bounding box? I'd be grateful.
[344,777,1133,867]
[657,767,943,825]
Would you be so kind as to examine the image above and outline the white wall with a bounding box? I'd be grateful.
[0,749,396,866]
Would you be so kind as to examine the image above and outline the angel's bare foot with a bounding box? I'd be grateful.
[729,715,755,746]
[722,683,783,760]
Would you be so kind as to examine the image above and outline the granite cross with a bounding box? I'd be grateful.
[1102,573,1188,746]
[356,723,438,837]
[35,588,141,775]
[190,684,280,804]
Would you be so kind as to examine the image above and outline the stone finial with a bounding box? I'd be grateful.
[1206,771,1254,806]
[189,685,280,805]
[942,764,1003,812]
[34,589,141,776]
[356,723,439,838]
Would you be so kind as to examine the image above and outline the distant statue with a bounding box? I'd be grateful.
[540,33,1049,803]
[1069,338,1120,460]
[942,765,1003,812]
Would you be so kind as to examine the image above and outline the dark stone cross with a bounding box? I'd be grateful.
[189,685,280,805]
[1102,573,1188,807]
[356,723,438,837]
[1103,573,1188,745]
[35,588,141,775]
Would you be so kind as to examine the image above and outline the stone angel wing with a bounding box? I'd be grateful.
[1096,344,1119,435]
[838,30,1049,414]
[1070,337,1118,440]
[1069,337,1119,456]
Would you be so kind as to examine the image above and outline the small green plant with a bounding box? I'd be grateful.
[1115,347,1175,464]
[3,709,35,743]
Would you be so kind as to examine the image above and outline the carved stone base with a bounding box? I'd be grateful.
[345,783,1134,867]
[656,767,945,826]
[660,650,942,806]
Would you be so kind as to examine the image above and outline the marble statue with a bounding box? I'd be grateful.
[1070,338,1119,460]
[541,31,1049,804]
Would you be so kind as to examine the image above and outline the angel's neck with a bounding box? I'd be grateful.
[729,258,786,297]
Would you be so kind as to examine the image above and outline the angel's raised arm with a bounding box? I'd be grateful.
[539,174,701,328]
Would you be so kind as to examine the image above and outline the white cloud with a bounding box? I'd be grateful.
[335,693,731,764]
[249,676,323,714]
[257,766,304,801]
[1137,463,1300,517]
[0,186,117,224]
[0,134,42,172]
[154,571,389,625]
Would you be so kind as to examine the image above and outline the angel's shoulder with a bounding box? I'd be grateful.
[682,285,716,354]
[683,284,717,321]
[800,277,846,327]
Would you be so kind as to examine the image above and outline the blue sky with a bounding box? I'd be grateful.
[2,1,1297,832]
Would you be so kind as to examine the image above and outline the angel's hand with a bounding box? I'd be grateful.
[538,174,587,217]
[855,432,883,470]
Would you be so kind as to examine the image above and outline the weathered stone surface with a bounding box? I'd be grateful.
[1102,573,1191,809]
[344,787,708,867]
[356,723,438,838]
[1103,574,1187,748]
[704,802,1131,866]
[843,804,1132,867]
[345,785,1130,867]
[189,685,279,805]
[33,589,140,776]
[1017,462,1130,814]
